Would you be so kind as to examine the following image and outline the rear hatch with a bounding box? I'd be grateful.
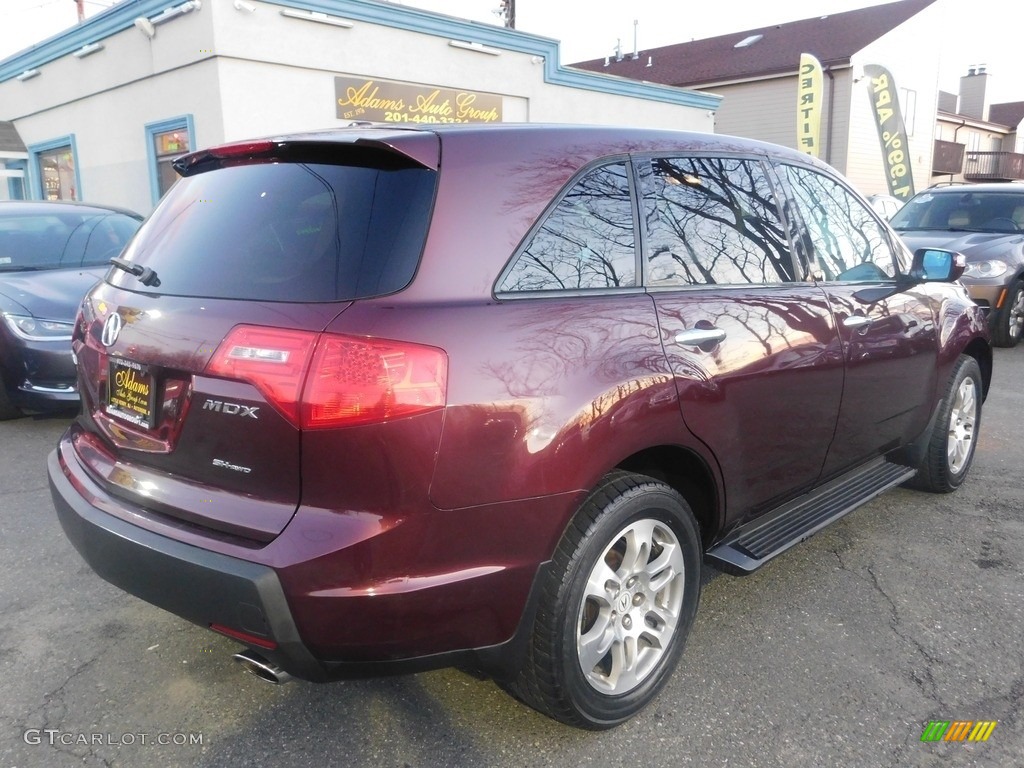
[71,132,439,543]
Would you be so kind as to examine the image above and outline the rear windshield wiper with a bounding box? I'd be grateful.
[110,257,160,287]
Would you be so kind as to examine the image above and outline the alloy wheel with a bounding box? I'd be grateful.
[947,375,978,475]
[576,518,686,695]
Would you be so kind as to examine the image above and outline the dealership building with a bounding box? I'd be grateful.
[0,0,720,214]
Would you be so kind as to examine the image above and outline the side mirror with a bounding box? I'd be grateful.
[853,248,966,304]
[912,247,966,282]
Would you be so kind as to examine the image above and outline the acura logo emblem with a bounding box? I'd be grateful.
[101,312,123,347]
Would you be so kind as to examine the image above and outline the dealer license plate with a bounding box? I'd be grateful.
[106,357,157,429]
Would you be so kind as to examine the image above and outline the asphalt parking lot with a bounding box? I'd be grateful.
[1,349,1021,768]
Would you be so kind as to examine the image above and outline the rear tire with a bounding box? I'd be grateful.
[506,472,701,729]
[991,279,1023,348]
[907,355,982,493]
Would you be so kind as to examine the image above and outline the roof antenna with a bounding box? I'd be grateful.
[632,19,639,60]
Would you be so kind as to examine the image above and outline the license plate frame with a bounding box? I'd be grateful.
[106,357,157,429]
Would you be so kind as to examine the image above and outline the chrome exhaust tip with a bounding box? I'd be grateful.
[232,650,294,684]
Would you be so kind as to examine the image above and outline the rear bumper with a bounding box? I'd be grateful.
[48,434,563,680]
[48,447,326,681]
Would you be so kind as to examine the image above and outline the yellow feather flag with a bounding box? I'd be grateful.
[797,53,824,158]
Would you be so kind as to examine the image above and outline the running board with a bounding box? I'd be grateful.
[706,458,916,574]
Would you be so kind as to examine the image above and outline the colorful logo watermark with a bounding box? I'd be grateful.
[921,721,997,742]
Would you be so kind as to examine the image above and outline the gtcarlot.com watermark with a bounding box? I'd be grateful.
[24,729,203,747]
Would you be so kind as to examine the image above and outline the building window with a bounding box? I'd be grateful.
[899,88,917,137]
[28,136,80,201]
[145,115,195,204]
[968,132,981,152]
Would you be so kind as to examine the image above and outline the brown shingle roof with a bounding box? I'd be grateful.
[0,121,25,153]
[988,102,1024,128]
[571,0,937,88]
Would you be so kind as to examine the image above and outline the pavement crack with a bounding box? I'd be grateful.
[16,655,103,764]
[863,564,946,710]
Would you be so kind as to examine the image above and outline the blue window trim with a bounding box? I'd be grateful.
[145,115,195,205]
[27,135,81,201]
[4,159,26,200]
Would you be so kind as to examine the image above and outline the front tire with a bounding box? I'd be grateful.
[908,355,982,493]
[991,279,1023,348]
[507,472,701,729]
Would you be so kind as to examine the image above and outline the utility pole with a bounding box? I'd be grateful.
[499,0,515,29]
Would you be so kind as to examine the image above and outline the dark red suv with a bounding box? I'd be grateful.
[49,124,991,729]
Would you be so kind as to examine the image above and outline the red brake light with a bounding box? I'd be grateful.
[302,335,447,429]
[206,326,447,429]
[206,326,317,425]
[207,140,276,158]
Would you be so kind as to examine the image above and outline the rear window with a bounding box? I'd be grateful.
[110,160,436,301]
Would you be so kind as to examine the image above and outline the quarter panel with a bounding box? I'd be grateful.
[424,294,689,509]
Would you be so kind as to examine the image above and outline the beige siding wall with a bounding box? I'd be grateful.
[693,3,946,199]
[708,79,794,148]
[702,69,855,174]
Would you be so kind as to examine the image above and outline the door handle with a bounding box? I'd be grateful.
[843,315,872,330]
[675,327,727,346]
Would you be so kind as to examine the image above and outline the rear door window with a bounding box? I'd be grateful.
[110,160,436,302]
[497,162,636,293]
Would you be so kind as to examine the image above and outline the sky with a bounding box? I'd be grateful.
[0,0,1018,103]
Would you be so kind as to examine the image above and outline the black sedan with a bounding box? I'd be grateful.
[0,200,142,419]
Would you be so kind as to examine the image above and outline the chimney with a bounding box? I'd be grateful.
[959,66,992,121]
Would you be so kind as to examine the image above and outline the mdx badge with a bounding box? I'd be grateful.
[203,399,259,419]
[101,312,122,347]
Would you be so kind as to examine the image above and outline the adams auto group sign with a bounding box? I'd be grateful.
[336,76,502,124]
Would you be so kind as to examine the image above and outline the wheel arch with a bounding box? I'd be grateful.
[614,445,721,549]
[962,336,993,400]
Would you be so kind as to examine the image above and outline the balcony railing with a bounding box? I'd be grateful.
[963,151,1024,182]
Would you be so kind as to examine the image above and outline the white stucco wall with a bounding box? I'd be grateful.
[0,0,718,214]
[0,9,221,212]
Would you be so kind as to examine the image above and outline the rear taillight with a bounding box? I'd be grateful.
[206,326,317,425]
[303,335,447,429]
[206,326,447,429]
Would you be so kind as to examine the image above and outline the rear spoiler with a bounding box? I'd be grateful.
[173,130,439,177]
